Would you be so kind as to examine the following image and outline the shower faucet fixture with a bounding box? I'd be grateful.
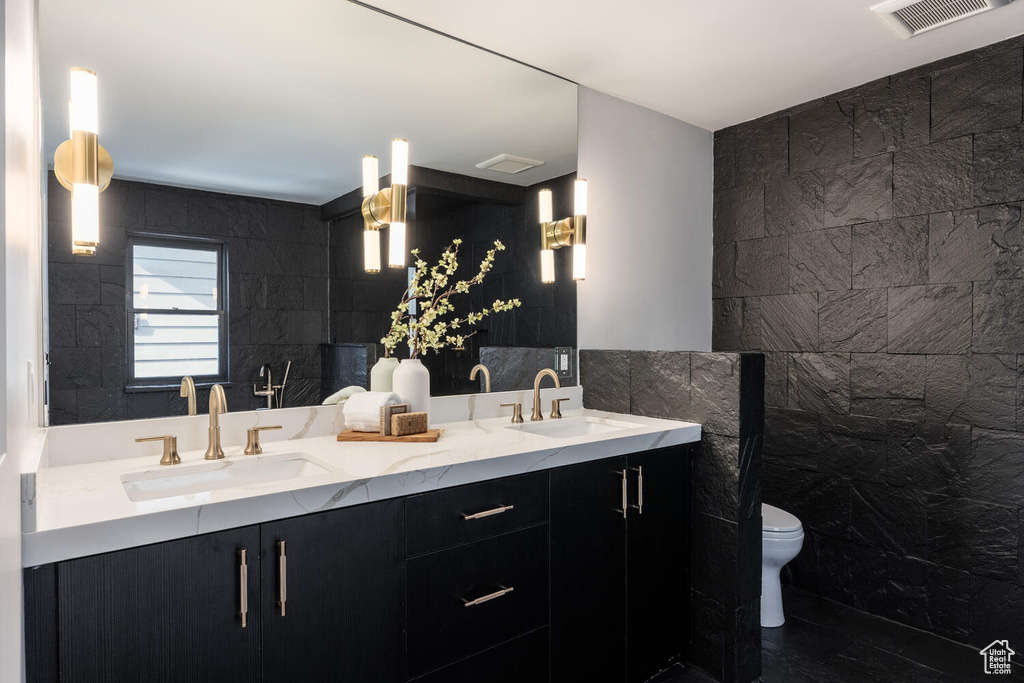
[253,361,292,409]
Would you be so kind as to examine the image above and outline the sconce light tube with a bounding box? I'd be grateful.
[364,229,381,273]
[539,189,553,224]
[391,138,408,186]
[69,68,98,134]
[573,244,586,281]
[72,183,99,250]
[69,68,100,254]
[541,248,555,284]
[388,221,406,268]
[572,179,587,281]
[362,156,378,197]
[574,179,587,217]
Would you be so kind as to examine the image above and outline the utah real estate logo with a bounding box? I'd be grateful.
[980,640,1015,675]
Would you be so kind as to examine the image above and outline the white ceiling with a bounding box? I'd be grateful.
[363,0,1024,131]
[39,0,577,204]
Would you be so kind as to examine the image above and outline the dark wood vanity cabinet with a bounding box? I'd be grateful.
[55,526,262,683]
[551,454,629,681]
[551,444,693,683]
[405,470,550,680]
[626,445,693,682]
[24,445,693,683]
[260,498,405,683]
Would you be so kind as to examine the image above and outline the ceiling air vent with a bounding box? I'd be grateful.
[871,0,1015,37]
[476,154,544,175]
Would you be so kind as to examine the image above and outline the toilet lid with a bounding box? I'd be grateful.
[762,503,801,533]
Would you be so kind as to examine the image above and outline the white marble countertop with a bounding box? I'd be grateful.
[23,407,699,567]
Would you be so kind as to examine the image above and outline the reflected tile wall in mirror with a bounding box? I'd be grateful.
[47,178,330,425]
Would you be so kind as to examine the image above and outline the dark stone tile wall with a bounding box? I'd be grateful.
[478,346,578,392]
[47,177,329,424]
[712,34,1024,650]
[329,172,578,395]
[579,350,764,683]
[320,343,375,398]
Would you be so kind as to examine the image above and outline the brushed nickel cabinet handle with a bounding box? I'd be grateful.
[615,469,627,519]
[239,549,248,628]
[463,585,514,607]
[462,504,514,521]
[278,540,287,617]
[631,466,644,515]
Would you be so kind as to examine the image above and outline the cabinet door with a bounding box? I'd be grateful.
[260,498,405,683]
[627,445,692,683]
[550,455,628,682]
[58,526,260,683]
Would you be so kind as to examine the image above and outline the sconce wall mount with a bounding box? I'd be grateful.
[538,178,587,283]
[361,182,407,230]
[52,134,114,194]
[54,67,114,257]
[361,139,409,273]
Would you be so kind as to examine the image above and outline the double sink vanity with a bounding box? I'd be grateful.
[22,387,701,682]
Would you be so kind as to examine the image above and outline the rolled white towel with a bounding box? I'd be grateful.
[343,391,401,432]
[322,385,366,406]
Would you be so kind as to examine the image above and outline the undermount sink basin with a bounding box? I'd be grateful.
[121,452,329,502]
[506,416,643,439]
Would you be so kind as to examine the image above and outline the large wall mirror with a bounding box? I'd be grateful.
[41,0,578,424]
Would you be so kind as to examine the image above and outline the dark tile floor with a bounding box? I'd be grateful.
[656,586,1024,682]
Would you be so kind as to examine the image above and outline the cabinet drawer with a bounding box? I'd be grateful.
[409,627,549,683]
[406,471,548,557]
[407,524,549,677]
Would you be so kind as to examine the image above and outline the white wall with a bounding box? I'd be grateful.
[576,87,713,352]
[3,0,45,679]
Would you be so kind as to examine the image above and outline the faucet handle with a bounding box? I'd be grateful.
[136,435,181,466]
[244,425,282,455]
[499,402,524,424]
[551,398,571,419]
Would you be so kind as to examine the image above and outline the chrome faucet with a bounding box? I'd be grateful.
[470,364,491,392]
[205,384,227,460]
[180,376,197,416]
[531,368,561,421]
[254,364,274,409]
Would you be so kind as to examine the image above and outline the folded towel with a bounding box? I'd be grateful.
[322,385,367,406]
[343,391,401,432]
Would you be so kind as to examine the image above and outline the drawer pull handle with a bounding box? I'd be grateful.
[463,585,514,607]
[631,466,644,515]
[239,549,248,629]
[278,540,287,617]
[462,504,514,521]
[615,469,627,519]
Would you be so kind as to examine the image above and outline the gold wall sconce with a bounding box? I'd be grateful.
[361,138,409,273]
[53,67,113,256]
[538,178,587,283]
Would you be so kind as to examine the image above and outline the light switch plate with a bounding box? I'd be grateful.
[555,347,573,378]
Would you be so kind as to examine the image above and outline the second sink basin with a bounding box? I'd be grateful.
[121,452,329,502]
[506,416,643,439]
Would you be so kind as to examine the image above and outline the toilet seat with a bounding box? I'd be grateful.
[763,528,804,540]
[762,503,801,533]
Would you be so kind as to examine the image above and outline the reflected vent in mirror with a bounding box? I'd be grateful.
[871,0,1016,37]
[476,154,544,174]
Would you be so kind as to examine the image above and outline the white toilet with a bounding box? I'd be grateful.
[761,503,804,628]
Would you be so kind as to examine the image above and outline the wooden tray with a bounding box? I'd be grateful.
[336,429,442,443]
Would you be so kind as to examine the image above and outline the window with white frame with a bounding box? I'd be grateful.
[127,234,228,385]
